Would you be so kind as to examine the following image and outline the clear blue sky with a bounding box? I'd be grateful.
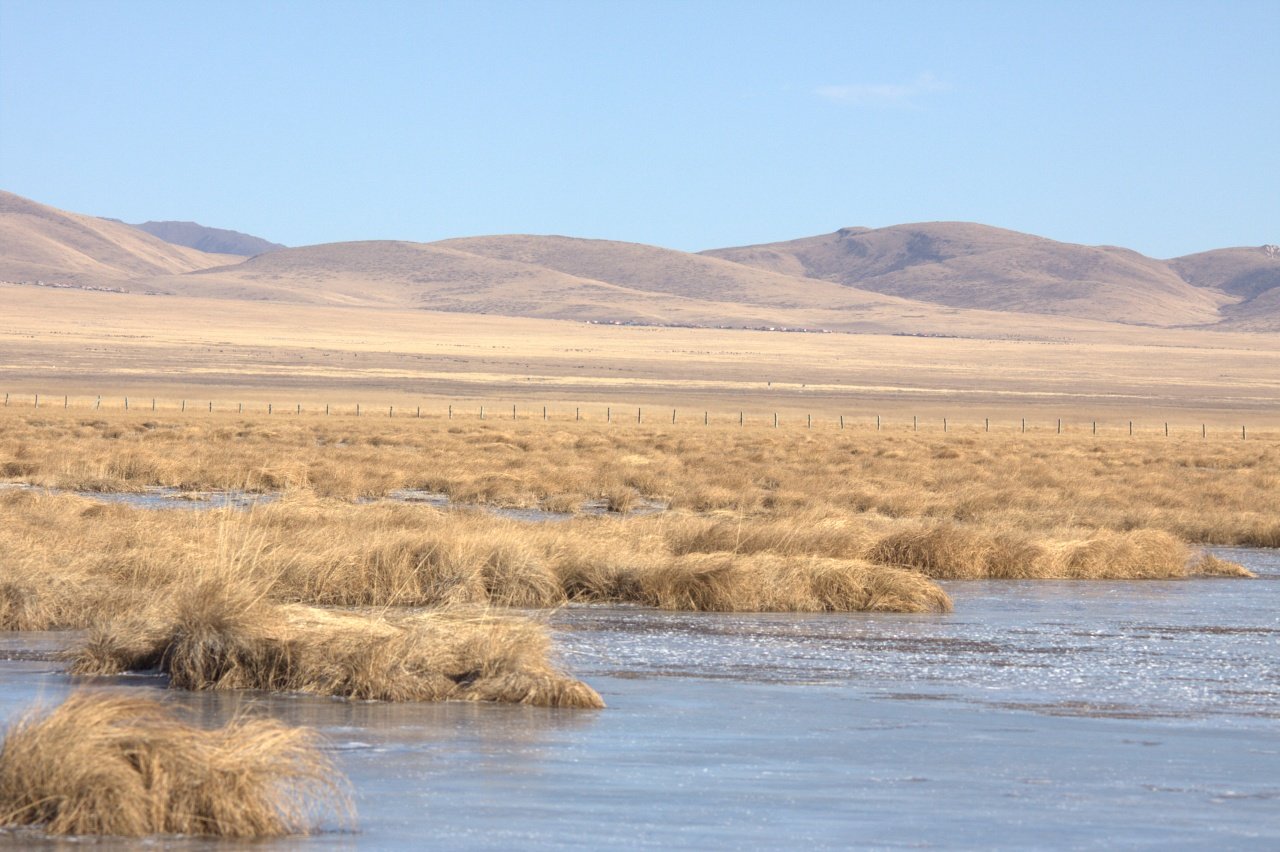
[1,0,1276,257]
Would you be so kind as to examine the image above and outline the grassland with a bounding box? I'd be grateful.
[2,301,1275,837]
[0,407,1264,645]
[4,284,1280,426]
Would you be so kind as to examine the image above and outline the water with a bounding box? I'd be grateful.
[2,549,1278,849]
[0,483,665,521]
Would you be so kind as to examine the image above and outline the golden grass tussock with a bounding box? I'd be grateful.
[0,692,350,838]
[636,553,952,613]
[1188,553,1255,578]
[71,577,604,709]
[866,523,1224,580]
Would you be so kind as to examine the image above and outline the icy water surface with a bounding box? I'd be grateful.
[1,549,1277,849]
[0,483,664,521]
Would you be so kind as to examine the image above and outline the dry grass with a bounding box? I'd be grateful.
[0,691,349,838]
[0,410,1276,546]
[636,553,951,613]
[70,574,604,709]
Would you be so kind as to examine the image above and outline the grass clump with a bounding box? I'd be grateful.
[71,579,604,709]
[638,554,952,613]
[0,692,350,838]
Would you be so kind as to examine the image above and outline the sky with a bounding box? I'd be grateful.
[1,0,1277,257]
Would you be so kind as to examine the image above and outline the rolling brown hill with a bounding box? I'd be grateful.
[0,190,233,287]
[701,222,1231,327]
[3,190,1277,334]
[142,237,981,334]
[431,234,912,311]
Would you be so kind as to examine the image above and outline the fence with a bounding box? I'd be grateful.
[1,390,1270,440]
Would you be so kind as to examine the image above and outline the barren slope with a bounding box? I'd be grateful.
[143,238,965,332]
[0,190,233,286]
[703,223,1229,327]
[1171,246,1280,330]
[433,234,910,311]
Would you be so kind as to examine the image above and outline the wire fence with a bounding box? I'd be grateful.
[1,390,1271,440]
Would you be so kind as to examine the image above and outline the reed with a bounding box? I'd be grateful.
[70,576,604,708]
[0,692,350,838]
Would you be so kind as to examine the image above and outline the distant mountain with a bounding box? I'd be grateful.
[129,220,284,256]
[0,190,232,286]
[2,190,1277,333]
[701,223,1229,327]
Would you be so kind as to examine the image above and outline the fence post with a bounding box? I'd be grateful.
[607,407,611,423]
[238,403,243,413]
[576,407,580,421]
[64,395,68,409]
[125,397,129,411]
[739,411,743,426]
[1129,420,1132,436]
[637,407,641,424]
[34,394,38,408]
[807,414,812,429]
[1242,425,1246,440]
[95,396,101,410]
[389,405,393,417]
[876,415,880,431]
[513,404,517,421]
[1056,418,1061,434]
[356,404,360,417]
[943,417,948,433]
[298,404,303,415]
[1165,422,1168,437]
[152,398,156,411]
[268,403,272,414]
[1202,424,1206,439]
[985,417,989,432]
[417,406,421,419]
[913,415,917,432]
[181,400,185,412]
[840,415,844,430]
[672,409,676,424]
[773,413,778,428]
[1021,418,1026,434]
[704,411,708,426]
[3,393,6,406]
[543,406,547,421]
[480,406,484,420]
[326,404,330,415]
[208,401,212,413]
[1092,421,1096,435]
[448,404,452,419]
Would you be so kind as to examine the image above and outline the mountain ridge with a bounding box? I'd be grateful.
[2,190,1277,332]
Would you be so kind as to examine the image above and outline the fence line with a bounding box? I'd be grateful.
[0,390,1271,440]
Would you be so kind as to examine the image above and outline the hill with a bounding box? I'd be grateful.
[144,237,973,333]
[0,191,233,287]
[129,220,284,256]
[3,189,1277,334]
[702,223,1229,327]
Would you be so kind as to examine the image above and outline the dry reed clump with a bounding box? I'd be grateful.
[1187,552,1255,578]
[866,523,1046,579]
[866,523,1237,580]
[71,579,603,709]
[0,692,350,838]
[636,553,952,613]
